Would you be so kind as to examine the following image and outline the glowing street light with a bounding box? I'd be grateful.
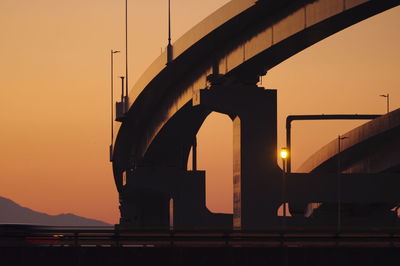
[280,148,288,160]
[280,147,289,225]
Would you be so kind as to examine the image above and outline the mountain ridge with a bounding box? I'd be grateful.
[0,196,110,226]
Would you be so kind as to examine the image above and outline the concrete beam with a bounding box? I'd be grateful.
[287,173,400,203]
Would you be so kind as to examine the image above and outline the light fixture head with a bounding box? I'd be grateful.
[280,147,288,159]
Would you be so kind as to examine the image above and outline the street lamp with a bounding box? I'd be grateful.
[280,147,289,225]
[337,135,348,232]
[281,148,288,162]
[167,0,173,63]
[379,94,389,113]
[110,50,120,162]
[125,0,129,100]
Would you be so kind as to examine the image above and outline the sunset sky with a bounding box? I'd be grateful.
[0,0,399,224]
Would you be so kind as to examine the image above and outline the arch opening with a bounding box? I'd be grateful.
[188,112,233,214]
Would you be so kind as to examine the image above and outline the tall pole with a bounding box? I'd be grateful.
[120,76,125,102]
[168,0,171,46]
[111,50,114,149]
[387,94,390,113]
[380,94,389,113]
[110,50,119,162]
[110,50,114,162]
[192,137,197,171]
[280,148,288,230]
[286,125,291,173]
[337,135,348,232]
[125,0,129,99]
[167,0,173,63]
[282,158,286,219]
[337,135,341,232]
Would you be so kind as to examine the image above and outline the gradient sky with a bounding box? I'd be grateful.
[0,0,398,224]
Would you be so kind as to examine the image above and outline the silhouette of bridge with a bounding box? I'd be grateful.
[2,1,400,265]
[293,109,400,226]
[111,0,400,231]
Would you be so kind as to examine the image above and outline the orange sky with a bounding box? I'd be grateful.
[0,1,398,224]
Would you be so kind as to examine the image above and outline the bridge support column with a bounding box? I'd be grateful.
[119,169,170,228]
[119,167,231,229]
[196,84,281,229]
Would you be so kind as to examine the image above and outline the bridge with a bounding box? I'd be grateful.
[111,0,400,230]
[2,1,400,265]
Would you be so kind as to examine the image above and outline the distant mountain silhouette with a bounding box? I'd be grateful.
[0,196,110,226]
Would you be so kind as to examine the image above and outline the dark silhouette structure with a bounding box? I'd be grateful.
[295,109,400,227]
[285,114,381,173]
[111,0,400,230]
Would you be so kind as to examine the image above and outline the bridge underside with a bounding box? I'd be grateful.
[119,86,400,230]
[120,82,281,229]
[113,0,400,230]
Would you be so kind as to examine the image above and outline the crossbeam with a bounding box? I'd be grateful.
[287,173,400,202]
[286,114,381,172]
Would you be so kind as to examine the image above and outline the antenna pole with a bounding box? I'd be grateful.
[110,50,114,161]
[167,0,173,63]
[125,0,129,98]
[110,50,120,161]
[111,50,114,145]
[387,93,390,113]
[121,76,125,102]
[168,0,171,46]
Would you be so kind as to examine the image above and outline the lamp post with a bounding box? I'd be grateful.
[110,49,120,162]
[379,94,389,113]
[125,0,129,100]
[167,0,173,63]
[280,147,289,227]
[337,135,348,232]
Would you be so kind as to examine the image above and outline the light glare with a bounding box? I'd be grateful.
[280,148,288,159]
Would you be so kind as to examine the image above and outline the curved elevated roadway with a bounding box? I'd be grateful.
[298,109,400,174]
[289,109,400,224]
[112,0,399,228]
[113,0,399,190]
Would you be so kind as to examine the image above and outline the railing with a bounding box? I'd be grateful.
[1,226,400,248]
